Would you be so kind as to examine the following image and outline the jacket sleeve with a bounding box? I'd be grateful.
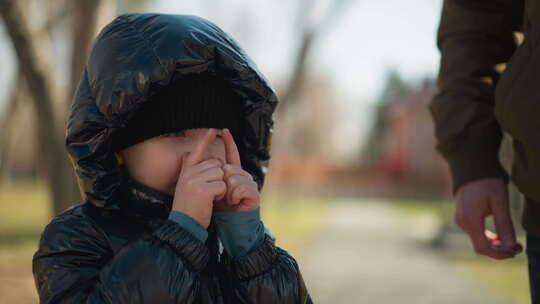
[33,213,210,303]
[220,234,312,304]
[429,0,524,194]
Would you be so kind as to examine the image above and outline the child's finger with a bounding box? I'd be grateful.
[225,175,242,205]
[222,128,241,166]
[223,164,251,180]
[225,174,253,204]
[189,158,223,175]
[177,152,188,175]
[207,181,227,200]
[215,190,226,202]
[231,185,246,205]
[194,167,225,183]
[226,184,240,206]
[185,129,217,166]
[231,184,257,206]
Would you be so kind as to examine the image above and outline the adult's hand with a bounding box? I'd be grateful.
[172,129,227,228]
[455,178,522,259]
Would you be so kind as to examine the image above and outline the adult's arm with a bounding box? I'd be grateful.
[429,0,524,194]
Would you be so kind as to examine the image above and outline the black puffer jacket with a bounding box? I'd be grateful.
[32,13,312,303]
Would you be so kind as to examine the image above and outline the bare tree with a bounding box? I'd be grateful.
[0,71,24,179]
[0,0,110,215]
[273,0,352,157]
[278,0,352,113]
[69,0,105,109]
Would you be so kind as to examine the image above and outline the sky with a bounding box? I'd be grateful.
[0,0,443,161]
[148,0,442,102]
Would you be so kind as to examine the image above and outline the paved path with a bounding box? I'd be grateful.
[298,199,506,304]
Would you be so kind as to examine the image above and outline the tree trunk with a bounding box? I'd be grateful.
[68,0,103,107]
[0,71,24,180]
[0,0,81,215]
[277,30,314,116]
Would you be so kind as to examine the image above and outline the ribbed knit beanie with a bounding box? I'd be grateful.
[112,74,242,152]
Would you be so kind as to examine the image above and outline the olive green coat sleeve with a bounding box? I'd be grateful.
[429,0,524,194]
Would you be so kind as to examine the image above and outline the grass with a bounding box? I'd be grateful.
[454,255,529,304]
[0,181,51,304]
[0,180,327,303]
[392,198,454,226]
[391,198,530,304]
[0,181,51,269]
[261,194,328,256]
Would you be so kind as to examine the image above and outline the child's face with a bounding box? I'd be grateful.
[118,128,226,196]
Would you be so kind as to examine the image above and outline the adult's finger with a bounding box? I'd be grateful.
[463,215,489,254]
[484,229,502,247]
[490,196,518,251]
[222,128,241,166]
[185,129,217,166]
[465,217,512,259]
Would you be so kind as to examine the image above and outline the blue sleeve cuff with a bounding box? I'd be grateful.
[212,208,265,257]
[168,211,208,243]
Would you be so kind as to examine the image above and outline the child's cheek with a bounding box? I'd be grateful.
[152,152,181,184]
[167,151,183,178]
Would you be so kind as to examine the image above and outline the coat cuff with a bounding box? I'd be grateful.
[221,234,277,280]
[446,141,509,195]
[151,220,209,272]
[168,211,208,242]
[212,208,265,257]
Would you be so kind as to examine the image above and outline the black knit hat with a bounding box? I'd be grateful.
[112,74,242,152]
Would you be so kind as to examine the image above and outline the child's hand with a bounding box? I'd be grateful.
[214,128,260,212]
[171,129,227,228]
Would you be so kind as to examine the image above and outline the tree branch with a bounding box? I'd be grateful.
[0,1,61,142]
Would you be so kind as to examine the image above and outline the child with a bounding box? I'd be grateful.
[32,13,312,303]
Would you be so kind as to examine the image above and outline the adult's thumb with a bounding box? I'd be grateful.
[491,196,517,249]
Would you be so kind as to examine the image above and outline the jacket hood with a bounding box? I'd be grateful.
[66,13,277,211]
